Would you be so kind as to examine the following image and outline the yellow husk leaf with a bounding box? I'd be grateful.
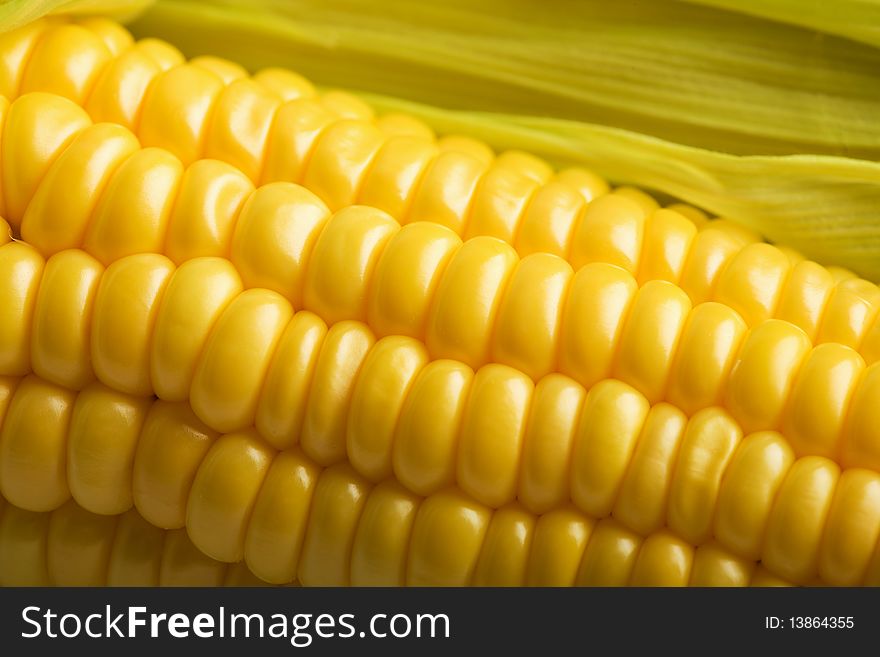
[131,0,880,159]
[0,0,153,32]
[681,0,880,49]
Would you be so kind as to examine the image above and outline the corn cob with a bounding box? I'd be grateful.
[4,90,880,377]
[0,14,878,591]
[5,119,880,564]
[0,497,274,586]
[2,371,878,586]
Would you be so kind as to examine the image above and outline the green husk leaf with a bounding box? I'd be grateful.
[132,0,880,158]
[681,0,880,49]
[0,0,154,32]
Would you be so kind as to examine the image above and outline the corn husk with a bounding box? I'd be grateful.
[681,0,880,49]
[0,0,153,32]
[131,0,880,159]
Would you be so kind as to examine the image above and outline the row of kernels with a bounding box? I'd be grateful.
[635,206,880,360]
[0,21,618,249]
[606,400,880,586]
[0,498,271,586]
[0,484,768,588]
[714,245,880,352]
[0,18,367,135]
[375,376,880,586]
[181,433,763,587]
[4,89,611,270]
